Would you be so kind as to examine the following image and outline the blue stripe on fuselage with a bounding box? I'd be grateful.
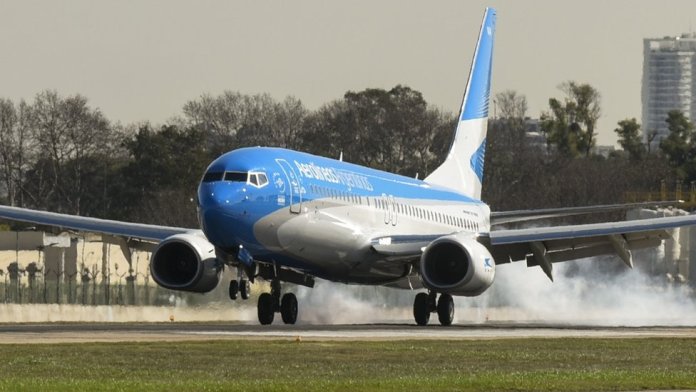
[206,147,483,203]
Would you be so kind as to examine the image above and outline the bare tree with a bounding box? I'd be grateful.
[494,90,527,120]
[24,90,114,214]
[183,91,307,155]
[0,99,32,206]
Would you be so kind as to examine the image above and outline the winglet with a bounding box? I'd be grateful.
[424,8,496,199]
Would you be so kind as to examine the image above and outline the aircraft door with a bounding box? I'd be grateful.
[389,195,397,226]
[276,159,303,214]
[382,194,397,225]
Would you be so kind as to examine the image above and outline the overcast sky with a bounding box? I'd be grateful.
[2,0,696,145]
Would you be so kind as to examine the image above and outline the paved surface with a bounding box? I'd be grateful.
[1,322,695,344]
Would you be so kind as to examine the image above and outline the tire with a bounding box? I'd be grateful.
[280,293,298,325]
[257,292,275,325]
[413,292,430,326]
[437,293,454,326]
[228,280,239,300]
[240,279,250,300]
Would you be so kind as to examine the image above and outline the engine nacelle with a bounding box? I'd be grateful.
[150,233,222,293]
[419,233,495,296]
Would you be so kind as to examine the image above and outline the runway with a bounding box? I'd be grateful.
[0,322,695,344]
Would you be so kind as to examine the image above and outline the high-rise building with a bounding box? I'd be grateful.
[642,34,696,148]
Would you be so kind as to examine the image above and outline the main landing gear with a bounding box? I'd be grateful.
[413,291,454,326]
[228,277,298,325]
[257,279,298,325]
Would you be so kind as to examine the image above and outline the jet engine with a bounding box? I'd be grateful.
[150,233,222,293]
[419,233,495,296]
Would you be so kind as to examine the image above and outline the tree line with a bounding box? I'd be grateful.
[0,82,690,228]
[484,85,674,212]
[0,86,453,227]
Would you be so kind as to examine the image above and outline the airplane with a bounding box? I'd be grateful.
[0,7,694,326]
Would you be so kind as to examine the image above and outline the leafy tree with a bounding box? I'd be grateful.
[541,82,601,157]
[111,124,212,226]
[301,85,449,177]
[614,118,645,161]
[659,110,696,179]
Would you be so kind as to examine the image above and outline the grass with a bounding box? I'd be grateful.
[0,338,695,391]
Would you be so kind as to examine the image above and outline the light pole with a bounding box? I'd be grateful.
[15,230,19,302]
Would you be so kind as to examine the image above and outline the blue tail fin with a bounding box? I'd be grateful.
[425,7,496,199]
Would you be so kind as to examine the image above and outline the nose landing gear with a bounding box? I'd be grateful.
[413,291,454,326]
[228,278,250,301]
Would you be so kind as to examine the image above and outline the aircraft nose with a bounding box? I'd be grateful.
[197,182,249,245]
[198,182,247,210]
[197,182,223,208]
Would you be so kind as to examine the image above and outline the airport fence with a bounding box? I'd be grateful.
[0,265,177,306]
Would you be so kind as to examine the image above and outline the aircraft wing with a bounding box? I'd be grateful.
[490,201,680,225]
[485,214,696,280]
[0,205,193,242]
[372,214,696,280]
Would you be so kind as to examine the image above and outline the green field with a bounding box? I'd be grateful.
[0,338,695,391]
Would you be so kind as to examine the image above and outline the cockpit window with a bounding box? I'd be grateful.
[214,170,267,187]
[224,171,248,182]
[202,171,224,182]
[248,171,268,188]
[257,173,268,187]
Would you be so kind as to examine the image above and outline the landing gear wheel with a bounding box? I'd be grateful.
[228,280,239,300]
[280,293,298,324]
[257,292,275,325]
[413,292,430,326]
[240,279,250,300]
[437,293,454,326]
